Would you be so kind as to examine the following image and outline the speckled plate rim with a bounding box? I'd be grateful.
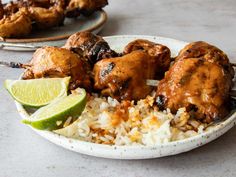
[15,35,236,159]
[1,10,107,43]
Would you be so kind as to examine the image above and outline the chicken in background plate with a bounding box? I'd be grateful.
[23,0,65,29]
[0,0,33,38]
[65,0,108,17]
[0,0,108,38]
[0,8,32,38]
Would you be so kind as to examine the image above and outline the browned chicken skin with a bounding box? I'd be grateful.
[2,0,64,16]
[66,0,108,17]
[0,0,33,38]
[0,0,65,37]
[22,46,91,90]
[0,9,32,38]
[23,0,62,8]
[26,5,65,29]
[0,1,3,19]
[176,41,234,78]
[94,51,167,101]
[64,31,118,65]
[20,0,65,29]
[124,39,171,79]
[3,1,21,15]
[157,41,234,123]
[0,0,108,38]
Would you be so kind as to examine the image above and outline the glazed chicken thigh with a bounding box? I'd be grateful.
[156,41,234,122]
[94,50,169,101]
[64,31,118,65]
[124,39,171,78]
[22,46,91,90]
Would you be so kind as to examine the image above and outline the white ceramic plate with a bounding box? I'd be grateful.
[15,35,236,159]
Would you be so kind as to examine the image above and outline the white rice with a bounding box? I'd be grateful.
[54,95,205,146]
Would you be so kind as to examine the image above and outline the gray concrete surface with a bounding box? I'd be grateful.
[1,0,236,177]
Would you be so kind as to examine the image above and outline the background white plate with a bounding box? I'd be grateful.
[15,35,236,159]
[0,10,107,51]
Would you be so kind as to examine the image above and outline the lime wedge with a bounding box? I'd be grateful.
[4,77,70,107]
[22,88,86,130]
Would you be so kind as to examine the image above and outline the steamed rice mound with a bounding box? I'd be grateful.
[55,94,206,146]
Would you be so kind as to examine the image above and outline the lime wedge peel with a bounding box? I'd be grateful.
[22,88,87,130]
[4,77,70,107]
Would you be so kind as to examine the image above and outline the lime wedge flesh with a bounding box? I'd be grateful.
[22,88,86,130]
[5,77,70,107]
